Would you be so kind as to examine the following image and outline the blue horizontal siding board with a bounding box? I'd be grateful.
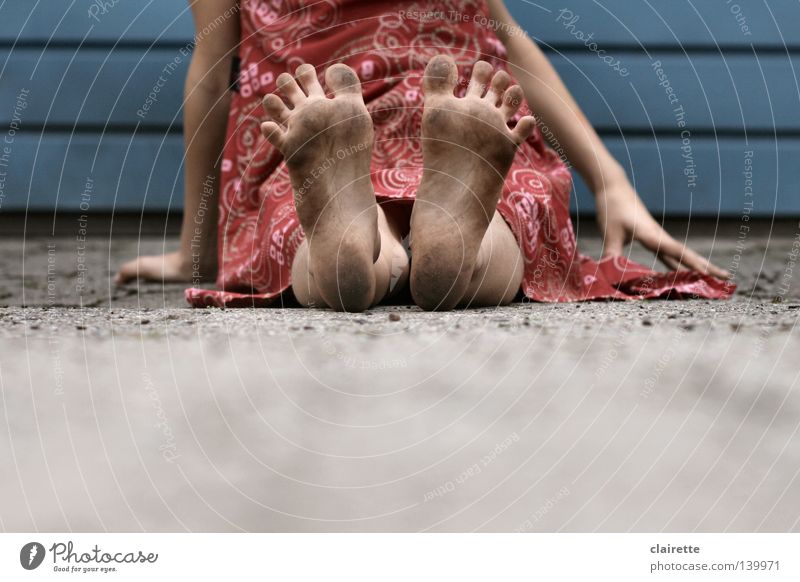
[4,48,800,133]
[2,134,796,216]
[574,136,798,216]
[509,0,800,49]
[0,48,189,128]
[4,1,798,48]
[2,134,183,212]
[551,52,800,133]
[0,0,194,44]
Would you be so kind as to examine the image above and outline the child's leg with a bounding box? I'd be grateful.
[410,56,534,310]
[291,203,409,307]
[262,63,408,311]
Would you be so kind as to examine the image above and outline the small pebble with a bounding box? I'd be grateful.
[389,313,401,322]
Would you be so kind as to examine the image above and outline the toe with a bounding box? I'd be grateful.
[467,60,493,97]
[295,63,325,97]
[511,115,536,145]
[500,85,524,119]
[423,55,458,95]
[262,93,291,124]
[324,63,362,96]
[485,70,511,105]
[261,121,286,149]
[277,72,305,106]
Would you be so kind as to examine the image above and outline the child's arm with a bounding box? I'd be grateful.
[486,0,729,278]
[116,0,240,284]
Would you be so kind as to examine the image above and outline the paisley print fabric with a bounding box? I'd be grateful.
[185,0,733,307]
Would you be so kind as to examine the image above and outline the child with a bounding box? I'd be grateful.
[116,0,732,310]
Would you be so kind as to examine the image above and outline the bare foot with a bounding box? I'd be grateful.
[410,56,535,310]
[115,251,214,285]
[261,63,379,312]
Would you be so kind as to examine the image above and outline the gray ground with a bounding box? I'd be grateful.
[1,230,799,532]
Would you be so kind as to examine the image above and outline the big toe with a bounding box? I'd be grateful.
[325,63,362,96]
[423,55,458,95]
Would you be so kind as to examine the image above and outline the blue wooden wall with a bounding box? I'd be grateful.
[1,0,798,216]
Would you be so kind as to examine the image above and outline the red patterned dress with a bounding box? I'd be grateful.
[186,0,732,307]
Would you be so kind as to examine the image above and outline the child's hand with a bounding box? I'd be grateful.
[114,251,216,286]
[595,178,731,279]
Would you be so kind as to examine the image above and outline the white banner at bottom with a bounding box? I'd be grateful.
[1,533,796,580]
